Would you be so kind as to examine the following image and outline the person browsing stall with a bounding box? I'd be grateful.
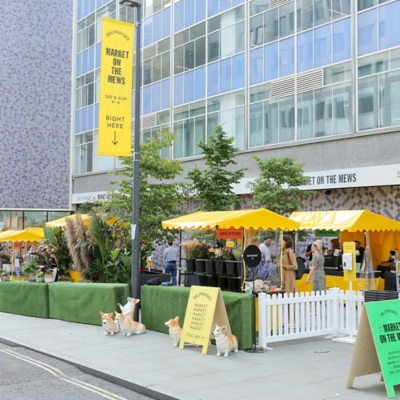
[276,235,298,295]
[258,236,271,262]
[306,239,326,292]
[164,242,178,286]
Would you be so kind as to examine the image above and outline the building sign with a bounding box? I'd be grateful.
[216,228,243,239]
[71,191,109,204]
[98,18,133,157]
[232,164,400,194]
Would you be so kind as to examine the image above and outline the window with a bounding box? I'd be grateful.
[279,37,295,77]
[358,8,378,56]
[250,47,263,85]
[314,24,331,67]
[379,1,400,50]
[297,30,313,72]
[297,91,314,139]
[297,0,314,32]
[333,18,351,63]
[325,61,351,84]
[358,75,379,130]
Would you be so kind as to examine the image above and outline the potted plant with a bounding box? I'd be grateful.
[23,260,39,282]
[1,270,10,282]
[214,247,226,275]
[44,269,55,283]
[189,243,211,273]
[36,271,44,283]
[183,241,198,273]
[58,275,72,282]
[222,247,241,276]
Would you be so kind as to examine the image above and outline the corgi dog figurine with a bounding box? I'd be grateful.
[100,312,119,335]
[212,324,238,357]
[165,316,182,347]
[118,297,140,320]
[114,312,146,336]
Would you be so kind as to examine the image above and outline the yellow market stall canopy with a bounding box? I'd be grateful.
[162,209,299,231]
[290,210,400,232]
[290,210,400,267]
[46,214,118,228]
[0,227,44,242]
[46,214,92,228]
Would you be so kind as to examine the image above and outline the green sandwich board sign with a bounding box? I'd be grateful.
[347,299,400,398]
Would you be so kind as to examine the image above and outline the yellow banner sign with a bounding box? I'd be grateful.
[179,286,231,354]
[98,18,133,157]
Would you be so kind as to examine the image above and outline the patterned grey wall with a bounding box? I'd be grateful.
[0,1,73,209]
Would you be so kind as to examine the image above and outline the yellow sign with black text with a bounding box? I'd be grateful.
[99,18,133,157]
[179,286,231,354]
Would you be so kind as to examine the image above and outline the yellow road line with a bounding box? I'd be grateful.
[0,349,127,400]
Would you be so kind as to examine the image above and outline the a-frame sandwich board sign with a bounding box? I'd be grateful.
[347,299,400,398]
[179,286,231,354]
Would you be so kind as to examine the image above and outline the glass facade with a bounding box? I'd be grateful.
[72,0,400,171]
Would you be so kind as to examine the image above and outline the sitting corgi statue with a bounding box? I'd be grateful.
[118,297,140,320]
[114,312,146,336]
[212,324,238,357]
[165,316,182,347]
[100,311,119,335]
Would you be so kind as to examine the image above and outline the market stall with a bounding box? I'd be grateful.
[163,208,299,290]
[290,210,400,291]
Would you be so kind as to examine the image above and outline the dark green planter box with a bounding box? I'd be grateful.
[0,281,49,318]
[49,282,129,325]
[141,285,254,350]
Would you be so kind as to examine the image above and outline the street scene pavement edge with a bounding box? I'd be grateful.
[0,312,391,400]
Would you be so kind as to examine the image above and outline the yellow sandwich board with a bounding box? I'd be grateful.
[180,286,231,354]
[347,300,400,398]
[98,18,133,157]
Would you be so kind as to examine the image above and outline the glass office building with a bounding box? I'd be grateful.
[72,0,400,219]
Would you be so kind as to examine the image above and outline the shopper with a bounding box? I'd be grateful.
[258,236,271,262]
[277,235,298,294]
[164,242,178,286]
[306,239,326,292]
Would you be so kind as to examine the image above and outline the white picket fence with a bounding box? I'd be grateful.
[258,288,365,348]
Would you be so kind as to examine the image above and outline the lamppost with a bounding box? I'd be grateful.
[120,0,141,319]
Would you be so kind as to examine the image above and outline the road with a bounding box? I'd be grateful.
[0,343,153,400]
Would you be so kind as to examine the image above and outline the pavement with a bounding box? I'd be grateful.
[0,312,393,400]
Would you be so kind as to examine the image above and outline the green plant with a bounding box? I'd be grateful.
[221,246,235,261]
[43,226,72,276]
[58,275,72,282]
[250,156,315,215]
[187,125,247,211]
[232,248,242,261]
[77,216,124,282]
[1,270,10,277]
[36,272,44,279]
[187,243,211,259]
[23,260,39,277]
[94,129,186,247]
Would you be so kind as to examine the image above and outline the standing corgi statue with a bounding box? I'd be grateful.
[165,316,182,347]
[212,324,238,357]
[118,297,140,320]
[100,312,119,335]
[114,312,146,336]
